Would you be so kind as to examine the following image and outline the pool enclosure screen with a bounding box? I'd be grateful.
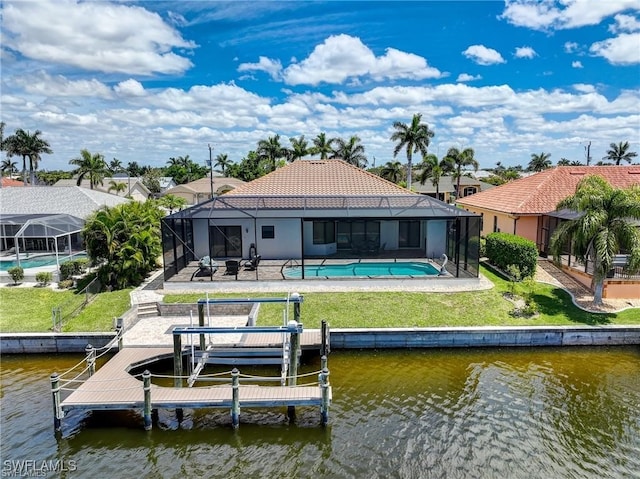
[161,194,481,281]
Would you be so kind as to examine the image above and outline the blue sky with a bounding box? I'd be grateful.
[1,0,639,171]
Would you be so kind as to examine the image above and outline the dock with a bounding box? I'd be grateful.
[52,294,332,433]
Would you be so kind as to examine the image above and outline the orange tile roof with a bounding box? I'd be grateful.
[0,177,25,187]
[226,159,412,196]
[457,166,640,215]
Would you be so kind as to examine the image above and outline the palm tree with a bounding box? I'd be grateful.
[3,129,53,185]
[1,159,18,177]
[557,158,571,166]
[289,136,310,161]
[605,141,638,165]
[257,135,286,172]
[311,132,335,160]
[391,113,434,191]
[380,161,403,184]
[332,135,367,168]
[214,153,231,175]
[69,149,108,189]
[445,147,478,200]
[550,176,640,305]
[527,152,552,172]
[417,153,453,200]
[108,180,127,195]
[570,160,584,166]
[157,194,187,214]
[109,158,124,175]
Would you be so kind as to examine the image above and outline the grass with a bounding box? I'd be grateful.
[0,287,132,332]
[1,265,638,332]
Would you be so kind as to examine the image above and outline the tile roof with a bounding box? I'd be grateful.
[412,175,495,194]
[167,175,246,194]
[457,166,640,214]
[0,186,130,219]
[0,177,24,187]
[226,159,411,196]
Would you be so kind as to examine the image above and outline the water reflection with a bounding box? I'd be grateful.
[1,348,639,479]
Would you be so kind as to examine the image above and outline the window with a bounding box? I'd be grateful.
[313,221,335,244]
[399,220,420,248]
[261,225,275,239]
[493,216,498,233]
[463,186,477,197]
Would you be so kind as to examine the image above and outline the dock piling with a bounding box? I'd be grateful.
[319,365,330,426]
[85,344,95,377]
[143,370,152,431]
[231,368,240,428]
[50,373,63,433]
[173,334,182,388]
[116,317,124,351]
[197,303,206,352]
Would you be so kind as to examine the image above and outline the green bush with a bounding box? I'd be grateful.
[479,236,487,258]
[58,279,74,289]
[486,232,537,278]
[7,266,24,285]
[59,259,89,281]
[35,271,53,286]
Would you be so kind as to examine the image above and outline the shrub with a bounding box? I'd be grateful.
[486,232,537,278]
[7,266,24,285]
[59,259,89,281]
[505,264,521,295]
[58,279,74,289]
[35,271,53,286]
[479,236,487,258]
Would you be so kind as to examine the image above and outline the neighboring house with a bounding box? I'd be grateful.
[163,174,246,204]
[413,175,495,202]
[0,177,25,188]
[0,186,129,254]
[53,177,151,201]
[158,177,177,193]
[457,166,640,298]
[162,160,481,280]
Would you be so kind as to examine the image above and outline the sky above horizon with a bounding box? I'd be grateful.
[1,0,639,172]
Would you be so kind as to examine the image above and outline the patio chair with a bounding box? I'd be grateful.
[224,259,240,279]
[242,254,261,271]
[190,256,218,281]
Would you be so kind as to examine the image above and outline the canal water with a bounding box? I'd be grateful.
[1,347,639,478]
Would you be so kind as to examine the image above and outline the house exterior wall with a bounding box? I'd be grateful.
[257,218,301,259]
[426,220,447,259]
[460,206,540,244]
[514,217,538,243]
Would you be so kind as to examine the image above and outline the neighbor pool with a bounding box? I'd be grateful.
[0,253,87,271]
[283,261,440,278]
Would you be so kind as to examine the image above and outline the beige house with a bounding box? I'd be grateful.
[413,175,494,202]
[457,166,640,298]
[164,174,246,205]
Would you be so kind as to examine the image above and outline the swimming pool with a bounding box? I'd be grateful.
[0,253,87,271]
[283,261,440,279]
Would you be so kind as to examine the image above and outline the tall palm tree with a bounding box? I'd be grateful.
[331,135,367,168]
[550,176,640,305]
[257,135,286,172]
[417,153,453,200]
[527,152,552,172]
[109,158,124,174]
[311,132,335,160]
[289,135,310,161]
[1,159,18,177]
[605,141,638,165]
[3,129,53,185]
[107,180,127,195]
[380,161,403,184]
[445,147,478,200]
[214,153,231,175]
[69,149,108,189]
[391,113,434,191]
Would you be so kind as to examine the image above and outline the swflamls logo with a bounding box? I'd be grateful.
[2,460,78,477]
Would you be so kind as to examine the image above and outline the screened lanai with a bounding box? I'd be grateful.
[1,214,85,267]
[161,194,482,281]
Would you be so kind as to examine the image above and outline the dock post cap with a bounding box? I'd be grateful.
[290,292,300,300]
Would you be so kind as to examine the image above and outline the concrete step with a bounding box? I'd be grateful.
[137,302,159,318]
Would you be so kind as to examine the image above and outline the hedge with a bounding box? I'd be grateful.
[485,232,537,278]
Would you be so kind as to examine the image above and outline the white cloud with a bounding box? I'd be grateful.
[1,0,196,75]
[456,73,482,82]
[114,80,147,97]
[238,56,283,80]
[564,41,579,53]
[514,46,537,58]
[501,0,640,31]
[572,60,584,68]
[573,83,596,93]
[590,32,640,64]
[283,34,442,86]
[462,45,506,65]
[13,71,112,98]
[609,13,640,33]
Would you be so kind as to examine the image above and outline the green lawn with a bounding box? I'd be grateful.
[0,287,132,332]
[1,265,638,333]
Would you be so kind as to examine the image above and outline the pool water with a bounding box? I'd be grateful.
[0,253,87,271]
[284,261,440,278]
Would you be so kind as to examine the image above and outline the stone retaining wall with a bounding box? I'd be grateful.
[1,333,116,354]
[157,303,254,317]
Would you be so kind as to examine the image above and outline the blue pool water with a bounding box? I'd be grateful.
[0,253,87,271]
[284,261,440,278]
